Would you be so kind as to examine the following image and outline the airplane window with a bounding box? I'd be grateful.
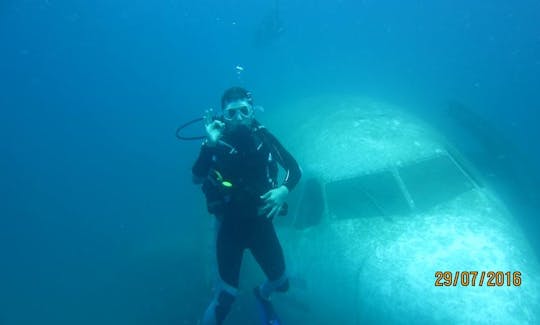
[293,178,325,230]
[398,154,475,211]
[325,171,410,220]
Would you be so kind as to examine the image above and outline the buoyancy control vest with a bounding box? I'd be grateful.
[201,122,285,218]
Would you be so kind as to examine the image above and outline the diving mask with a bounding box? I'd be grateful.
[223,99,253,121]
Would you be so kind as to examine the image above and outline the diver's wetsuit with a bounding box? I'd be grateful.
[192,120,301,324]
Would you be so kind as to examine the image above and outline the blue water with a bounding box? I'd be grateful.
[1,0,539,324]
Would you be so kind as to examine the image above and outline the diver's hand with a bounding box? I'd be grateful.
[204,109,225,146]
[259,185,289,219]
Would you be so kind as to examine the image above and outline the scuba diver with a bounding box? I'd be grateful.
[253,0,285,48]
[191,87,302,324]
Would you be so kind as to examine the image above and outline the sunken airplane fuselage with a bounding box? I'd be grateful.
[444,100,539,190]
[443,100,540,255]
[262,95,540,324]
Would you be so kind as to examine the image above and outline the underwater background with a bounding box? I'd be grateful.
[1,0,539,324]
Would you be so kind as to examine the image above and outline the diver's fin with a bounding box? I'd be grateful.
[254,287,282,325]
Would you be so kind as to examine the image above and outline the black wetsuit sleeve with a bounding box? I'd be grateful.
[192,143,213,182]
[263,129,302,191]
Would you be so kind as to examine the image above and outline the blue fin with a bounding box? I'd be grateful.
[254,287,282,325]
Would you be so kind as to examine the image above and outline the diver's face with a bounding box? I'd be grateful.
[223,99,254,129]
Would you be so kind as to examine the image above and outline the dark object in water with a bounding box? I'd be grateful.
[253,0,285,48]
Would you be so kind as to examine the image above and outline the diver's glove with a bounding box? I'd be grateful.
[204,109,225,147]
[259,185,289,219]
